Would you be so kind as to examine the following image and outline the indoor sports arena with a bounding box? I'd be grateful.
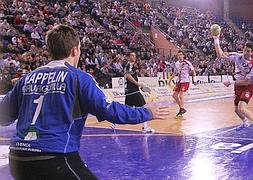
[1,0,253,179]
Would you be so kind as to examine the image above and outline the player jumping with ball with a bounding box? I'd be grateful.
[212,24,253,130]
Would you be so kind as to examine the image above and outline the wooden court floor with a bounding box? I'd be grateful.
[85,97,252,135]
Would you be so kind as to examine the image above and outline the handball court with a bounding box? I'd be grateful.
[1,97,253,180]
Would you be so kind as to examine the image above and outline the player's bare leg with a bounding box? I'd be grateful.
[179,91,184,108]
[174,91,187,117]
[179,92,186,114]
[235,106,246,120]
[238,101,253,121]
[173,91,184,117]
[235,103,252,131]
[172,91,181,107]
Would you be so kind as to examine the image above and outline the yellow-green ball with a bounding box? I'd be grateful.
[210,24,221,36]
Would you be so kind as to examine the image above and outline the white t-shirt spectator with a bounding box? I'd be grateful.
[31,30,40,39]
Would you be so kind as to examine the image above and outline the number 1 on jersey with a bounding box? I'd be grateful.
[32,95,44,124]
[24,95,44,140]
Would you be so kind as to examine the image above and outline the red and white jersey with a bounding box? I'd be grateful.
[229,52,253,80]
[174,60,194,83]
[245,57,253,80]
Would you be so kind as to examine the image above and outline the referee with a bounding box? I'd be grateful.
[125,52,154,133]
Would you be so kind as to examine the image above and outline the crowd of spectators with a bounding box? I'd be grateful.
[156,2,249,76]
[0,0,251,94]
[229,16,253,41]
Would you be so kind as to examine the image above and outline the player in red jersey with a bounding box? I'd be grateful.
[169,50,197,117]
[213,32,253,130]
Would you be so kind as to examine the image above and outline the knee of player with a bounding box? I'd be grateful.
[238,104,247,113]
[172,93,178,99]
[179,92,184,98]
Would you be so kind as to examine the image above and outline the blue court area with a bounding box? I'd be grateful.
[1,124,253,180]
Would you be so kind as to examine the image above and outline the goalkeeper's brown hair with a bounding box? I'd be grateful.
[46,24,79,60]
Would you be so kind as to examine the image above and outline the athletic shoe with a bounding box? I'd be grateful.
[176,108,187,117]
[142,127,155,133]
[235,120,252,131]
[180,108,187,115]
[110,123,116,130]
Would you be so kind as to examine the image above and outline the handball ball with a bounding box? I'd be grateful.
[210,24,221,36]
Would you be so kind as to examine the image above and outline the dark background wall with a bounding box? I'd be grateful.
[150,0,223,14]
[150,0,253,19]
[228,0,253,19]
[164,0,223,15]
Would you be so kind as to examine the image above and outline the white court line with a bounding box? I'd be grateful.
[211,126,239,136]
[190,130,253,150]
[156,94,233,106]
[211,123,253,136]
[196,135,253,141]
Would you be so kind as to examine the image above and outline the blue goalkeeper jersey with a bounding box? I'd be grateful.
[0,60,152,153]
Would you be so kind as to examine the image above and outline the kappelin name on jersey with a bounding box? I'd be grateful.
[22,71,68,95]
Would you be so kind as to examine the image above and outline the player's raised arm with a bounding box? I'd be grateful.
[211,24,230,61]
